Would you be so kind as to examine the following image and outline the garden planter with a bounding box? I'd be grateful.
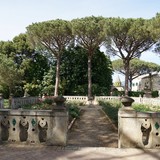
[53,96,66,111]
[121,96,134,107]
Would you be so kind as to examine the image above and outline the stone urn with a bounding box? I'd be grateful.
[53,96,66,111]
[121,96,134,107]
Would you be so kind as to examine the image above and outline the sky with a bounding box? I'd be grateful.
[0,0,160,81]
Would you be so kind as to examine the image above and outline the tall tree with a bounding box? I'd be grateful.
[71,16,106,98]
[0,34,50,96]
[26,19,73,96]
[41,46,112,96]
[0,54,23,95]
[152,13,160,54]
[112,59,160,90]
[105,17,156,95]
[0,40,15,58]
[12,33,35,66]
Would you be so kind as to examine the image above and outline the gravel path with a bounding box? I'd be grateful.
[67,105,118,147]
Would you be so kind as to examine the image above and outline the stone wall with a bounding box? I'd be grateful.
[0,109,68,146]
[10,97,40,109]
[118,108,160,148]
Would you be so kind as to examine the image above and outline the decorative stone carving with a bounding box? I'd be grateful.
[121,96,134,107]
[0,109,68,146]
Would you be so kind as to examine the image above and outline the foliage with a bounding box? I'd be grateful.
[111,90,144,97]
[60,46,113,95]
[12,33,35,66]
[43,98,54,105]
[0,54,23,95]
[3,99,9,108]
[128,91,144,97]
[22,100,81,120]
[27,19,73,96]
[0,40,15,57]
[105,17,156,95]
[132,104,153,112]
[112,58,160,89]
[23,102,52,110]
[0,34,50,97]
[99,100,122,127]
[99,100,160,127]
[72,16,106,98]
[151,90,159,98]
[67,103,80,119]
[41,67,55,95]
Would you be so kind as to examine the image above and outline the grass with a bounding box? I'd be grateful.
[99,100,122,127]
[133,103,160,112]
[99,100,160,127]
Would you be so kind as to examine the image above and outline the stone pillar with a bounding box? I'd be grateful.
[0,93,4,109]
[118,96,137,148]
[9,94,14,108]
[46,96,68,146]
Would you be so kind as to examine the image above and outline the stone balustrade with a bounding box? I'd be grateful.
[94,96,120,104]
[0,109,68,146]
[118,108,160,148]
[0,99,3,109]
[132,97,160,106]
[43,96,88,104]
[1,95,160,108]
[10,97,40,109]
[64,96,88,103]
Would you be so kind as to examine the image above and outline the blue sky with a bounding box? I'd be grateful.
[0,0,160,81]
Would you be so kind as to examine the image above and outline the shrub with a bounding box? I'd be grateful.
[66,103,80,119]
[99,100,122,127]
[132,104,152,112]
[151,90,159,98]
[43,98,54,105]
[128,91,144,97]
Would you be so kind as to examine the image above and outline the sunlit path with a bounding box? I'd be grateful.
[67,105,118,147]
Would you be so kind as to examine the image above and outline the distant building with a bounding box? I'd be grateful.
[112,75,124,92]
[132,72,160,93]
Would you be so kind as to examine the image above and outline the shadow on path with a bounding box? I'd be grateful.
[67,105,118,147]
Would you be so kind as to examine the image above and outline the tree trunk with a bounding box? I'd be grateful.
[149,73,152,91]
[129,74,132,91]
[54,57,61,96]
[88,55,92,99]
[124,60,130,96]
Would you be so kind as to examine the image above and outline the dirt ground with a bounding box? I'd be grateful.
[67,105,118,147]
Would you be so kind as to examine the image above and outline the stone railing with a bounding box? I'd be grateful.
[119,97,160,149]
[0,108,68,146]
[119,108,160,148]
[64,96,88,103]
[0,95,159,109]
[131,97,160,106]
[42,96,88,104]
[94,96,120,104]
[0,99,4,109]
[10,97,40,109]
[95,96,160,106]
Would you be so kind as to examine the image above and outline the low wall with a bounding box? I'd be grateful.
[118,108,160,148]
[0,109,68,146]
[64,96,88,103]
[132,97,160,106]
[10,97,40,109]
[1,96,160,109]
[0,99,3,108]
